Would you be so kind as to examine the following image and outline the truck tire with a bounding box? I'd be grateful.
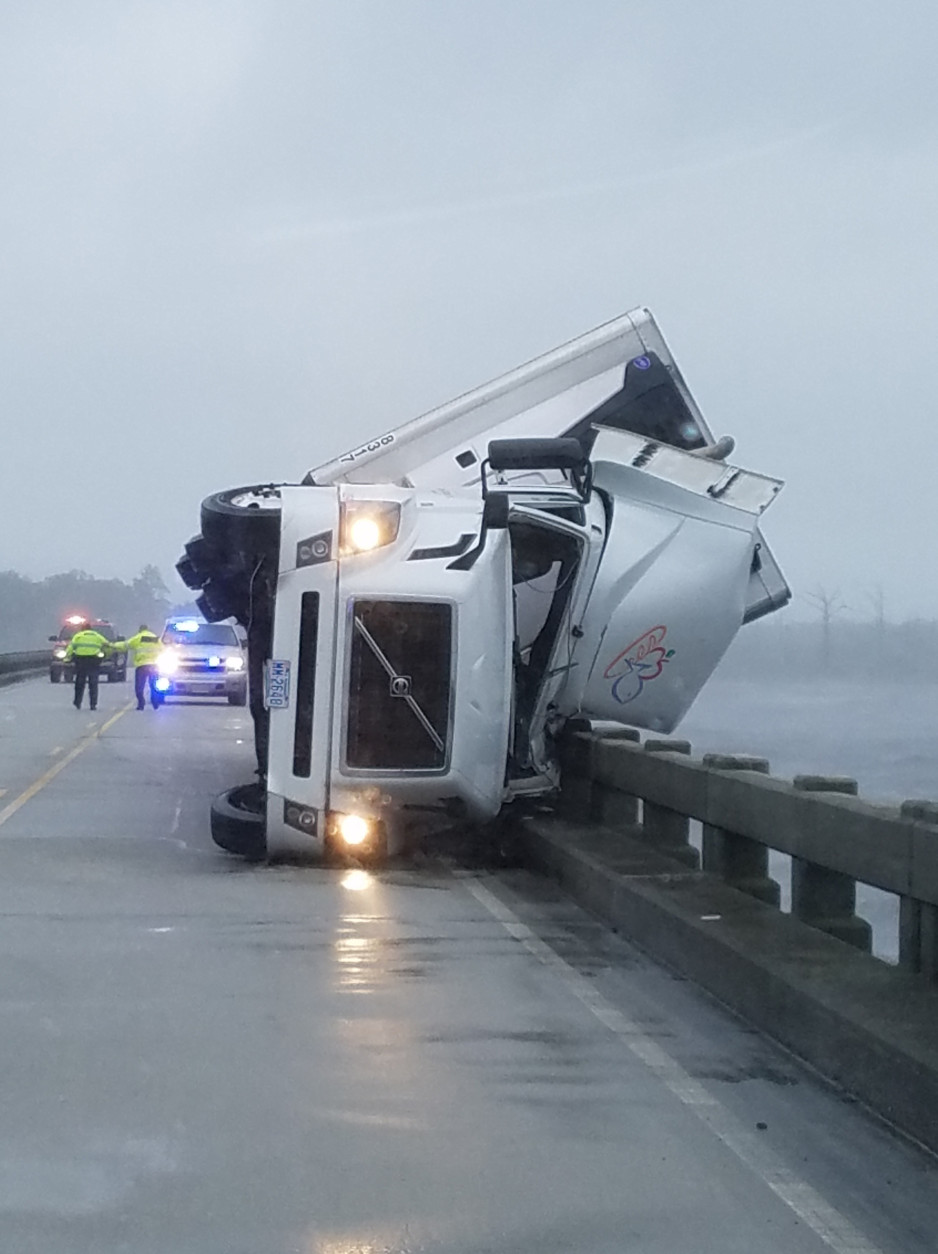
[227,687,248,707]
[50,667,62,683]
[196,575,248,624]
[201,485,282,570]
[210,785,267,862]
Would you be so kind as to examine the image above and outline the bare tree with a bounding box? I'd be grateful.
[805,587,849,672]
[865,585,887,656]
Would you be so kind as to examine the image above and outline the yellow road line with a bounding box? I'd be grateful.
[0,703,132,832]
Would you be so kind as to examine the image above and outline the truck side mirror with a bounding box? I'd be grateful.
[484,437,592,502]
[487,437,586,472]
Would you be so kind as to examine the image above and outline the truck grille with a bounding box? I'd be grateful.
[178,659,225,675]
[346,600,452,771]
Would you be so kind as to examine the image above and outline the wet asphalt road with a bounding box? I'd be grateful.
[1,677,938,1253]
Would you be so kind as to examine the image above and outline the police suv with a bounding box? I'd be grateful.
[49,616,127,684]
[156,619,248,705]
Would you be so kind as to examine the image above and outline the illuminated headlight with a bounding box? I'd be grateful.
[155,677,171,692]
[157,650,178,675]
[225,656,245,671]
[53,647,67,660]
[333,813,371,847]
[339,501,401,555]
[208,655,222,668]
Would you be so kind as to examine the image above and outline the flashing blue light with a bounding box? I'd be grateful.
[155,677,171,691]
[171,619,201,632]
[208,655,222,667]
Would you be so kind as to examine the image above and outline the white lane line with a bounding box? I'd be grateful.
[0,789,6,799]
[0,704,132,832]
[170,797,182,835]
[461,874,885,1254]
[49,746,63,757]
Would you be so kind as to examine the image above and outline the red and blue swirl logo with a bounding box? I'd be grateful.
[603,625,675,704]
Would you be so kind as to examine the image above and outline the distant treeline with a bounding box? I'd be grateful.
[718,616,938,682]
[0,566,173,652]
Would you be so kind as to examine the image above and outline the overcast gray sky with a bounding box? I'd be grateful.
[2,1,937,619]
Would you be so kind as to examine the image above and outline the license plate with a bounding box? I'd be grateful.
[264,659,291,708]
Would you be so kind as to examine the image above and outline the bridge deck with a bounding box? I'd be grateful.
[0,677,935,1253]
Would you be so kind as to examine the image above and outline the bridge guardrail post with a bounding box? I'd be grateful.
[586,728,642,828]
[899,800,938,979]
[641,740,697,867]
[790,775,872,952]
[560,723,641,823]
[558,726,595,819]
[700,754,779,905]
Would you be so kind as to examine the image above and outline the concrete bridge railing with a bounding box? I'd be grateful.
[518,722,938,1152]
[0,651,50,687]
[559,726,938,980]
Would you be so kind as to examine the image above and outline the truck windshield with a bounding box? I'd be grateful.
[163,625,239,646]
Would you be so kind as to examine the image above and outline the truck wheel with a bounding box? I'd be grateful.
[50,667,61,683]
[210,785,267,862]
[227,687,248,707]
[196,575,248,624]
[182,534,217,584]
[116,669,127,683]
[201,485,282,570]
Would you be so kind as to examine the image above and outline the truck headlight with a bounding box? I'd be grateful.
[339,501,401,555]
[225,656,245,671]
[333,813,371,847]
[53,647,67,660]
[158,650,178,675]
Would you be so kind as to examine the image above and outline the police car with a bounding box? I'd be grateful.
[155,618,247,705]
[49,616,127,684]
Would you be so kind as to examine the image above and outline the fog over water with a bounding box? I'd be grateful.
[682,676,938,806]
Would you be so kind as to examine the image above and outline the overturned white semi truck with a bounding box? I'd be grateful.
[177,308,789,861]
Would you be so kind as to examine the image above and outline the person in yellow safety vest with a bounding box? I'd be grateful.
[64,627,114,711]
[115,625,165,711]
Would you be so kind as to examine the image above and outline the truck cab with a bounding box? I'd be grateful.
[176,307,790,862]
